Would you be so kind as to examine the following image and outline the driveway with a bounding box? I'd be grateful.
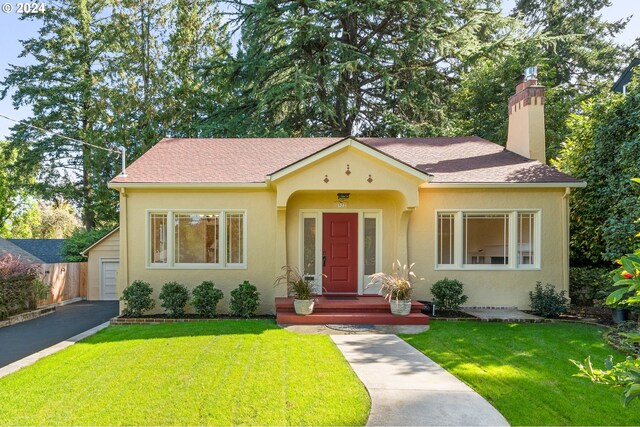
[0,301,118,368]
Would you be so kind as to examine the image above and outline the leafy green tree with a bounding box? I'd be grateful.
[62,227,113,261]
[224,0,524,137]
[0,141,34,230]
[555,80,640,264]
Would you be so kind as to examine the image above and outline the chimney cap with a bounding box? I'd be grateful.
[524,66,538,82]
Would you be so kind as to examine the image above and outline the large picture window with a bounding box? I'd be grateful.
[148,210,246,268]
[436,210,539,269]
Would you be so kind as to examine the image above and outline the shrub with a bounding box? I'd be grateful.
[431,278,468,311]
[192,281,224,317]
[229,281,260,318]
[0,254,46,320]
[529,282,569,318]
[367,260,417,302]
[121,280,155,317]
[159,282,190,318]
[569,266,611,306]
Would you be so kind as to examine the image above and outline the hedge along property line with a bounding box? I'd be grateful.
[0,306,55,329]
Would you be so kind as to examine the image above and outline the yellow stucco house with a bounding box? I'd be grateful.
[108,77,584,316]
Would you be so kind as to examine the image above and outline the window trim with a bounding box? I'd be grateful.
[434,209,541,271]
[145,209,247,270]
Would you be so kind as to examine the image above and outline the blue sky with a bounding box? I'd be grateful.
[0,0,638,139]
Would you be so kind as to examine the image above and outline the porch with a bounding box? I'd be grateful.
[275,295,430,326]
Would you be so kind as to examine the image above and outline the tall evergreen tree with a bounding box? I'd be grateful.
[223,0,523,137]
[163,0,231,137]
[1,0,117,229]
[454,0,630,159]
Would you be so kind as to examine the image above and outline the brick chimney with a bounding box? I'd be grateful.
[506,68,546,163]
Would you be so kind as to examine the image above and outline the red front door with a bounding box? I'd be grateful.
[322,213,358,293]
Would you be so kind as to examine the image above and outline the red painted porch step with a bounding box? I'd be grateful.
[276,311,429,325]
[275,296,429,325]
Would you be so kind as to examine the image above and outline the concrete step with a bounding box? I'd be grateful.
[276,311,429,326]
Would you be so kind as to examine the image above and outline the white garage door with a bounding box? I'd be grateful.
[101,260,119,301]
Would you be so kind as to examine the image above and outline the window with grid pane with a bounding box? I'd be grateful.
[518,213,535,265]
[437,213,455,265]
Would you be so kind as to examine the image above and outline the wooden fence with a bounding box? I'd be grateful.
[38,262,87,306]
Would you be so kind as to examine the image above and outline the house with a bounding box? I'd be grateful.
[7,239,65,264]
[0,238,45,264]
[107,74,585,317]
[612,58,639,95]
[80,228,120,301]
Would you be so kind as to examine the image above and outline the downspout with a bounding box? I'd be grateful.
[120,187,129,314]
[561,188,571,297]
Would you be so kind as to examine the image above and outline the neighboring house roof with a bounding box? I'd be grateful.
[80,227,119,257]
[612,58,639,93]
[7,239,65,263]
[0,238,45,264]
[109,136,583,187]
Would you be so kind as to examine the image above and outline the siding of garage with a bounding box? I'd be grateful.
[86,229,120,300]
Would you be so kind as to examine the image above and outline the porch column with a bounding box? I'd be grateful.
[275,206,287,297]
[397,208,414,264]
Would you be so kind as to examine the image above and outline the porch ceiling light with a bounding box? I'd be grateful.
[337,193,350,202]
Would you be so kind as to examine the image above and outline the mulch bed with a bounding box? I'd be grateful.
[112,314,276,325]
[559,306,615,326]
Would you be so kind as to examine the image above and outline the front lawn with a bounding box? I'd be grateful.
[402,322,640,426]
[0,321,370,426]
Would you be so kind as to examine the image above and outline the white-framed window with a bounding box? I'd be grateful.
[147,210,247,269]
[436,210,540,270]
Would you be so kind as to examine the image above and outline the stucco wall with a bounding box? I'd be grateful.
[87,229,120,300]
[120,189,278,314]
[409,188,568,308]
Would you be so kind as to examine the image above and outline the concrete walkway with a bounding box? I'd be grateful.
[0,300,118,368]
[332,334,509,426]
[461,307,542,322]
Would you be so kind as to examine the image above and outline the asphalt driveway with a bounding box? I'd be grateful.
[0,301,118,368]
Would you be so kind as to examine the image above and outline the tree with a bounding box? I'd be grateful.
[1,0,119,229]
[163,0,231,137]
[454,0,630,160]
[223,0,525,137]
[0,141,34,230]
[555,78,640,264]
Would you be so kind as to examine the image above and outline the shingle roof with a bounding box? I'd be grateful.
[109,136,582,185]
[0,238,45,264]
[7,239,65,263]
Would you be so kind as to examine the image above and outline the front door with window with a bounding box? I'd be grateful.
[322,213,358,293]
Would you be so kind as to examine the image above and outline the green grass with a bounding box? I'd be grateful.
[402,322,640,426]
[0,321,370,426]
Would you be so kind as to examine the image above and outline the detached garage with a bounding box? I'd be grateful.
[82,228,120,301]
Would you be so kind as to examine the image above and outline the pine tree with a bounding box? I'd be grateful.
[1,0,117,229]
[223,0,523,137]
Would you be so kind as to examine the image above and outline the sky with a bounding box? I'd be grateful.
[0,0,638,140]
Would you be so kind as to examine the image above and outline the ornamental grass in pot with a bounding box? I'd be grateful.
[274,265,315,315]
[367,260,418,316]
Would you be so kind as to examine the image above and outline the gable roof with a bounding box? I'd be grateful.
[267,137,432,182]
[109,136,583,187]
[80,227,119,256]
[612,58,639,93]
[7,239,65,263]
[0,238,45,264]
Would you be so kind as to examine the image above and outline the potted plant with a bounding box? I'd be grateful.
[274,265,316,315]
[367,260,418,316]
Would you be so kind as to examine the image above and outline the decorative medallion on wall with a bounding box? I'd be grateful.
[345,164,351,175]
[367,174,373,183]
[324,175,330,183]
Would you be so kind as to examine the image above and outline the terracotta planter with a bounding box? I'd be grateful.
[390,299,411,316]
[294,299,315,315]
